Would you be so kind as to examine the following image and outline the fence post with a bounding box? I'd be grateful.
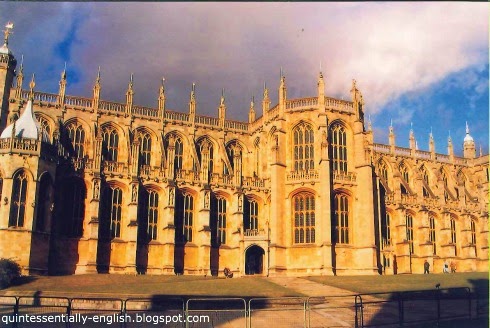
[66,298,72,328]
[13,297,19,328]
[355,295,363,328]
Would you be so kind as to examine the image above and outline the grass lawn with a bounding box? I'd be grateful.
[2,274,302,298]
[306,272,489,295]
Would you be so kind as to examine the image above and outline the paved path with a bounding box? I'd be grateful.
[261,277,359,327]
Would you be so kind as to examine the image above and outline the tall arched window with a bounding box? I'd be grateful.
[174,138,184,174]
[102,126,119,162]
[329,123,347,172]
[381,212,391,248]
[104,186,123,239]
[450,217,457,244]
[146,190,159,241]
[470,220,477,245]
[196,139,214,181]
[226,141,242,175]
[378,161,389,183]
[217,197,226,244]
[429,215,436,254]
[66,123,85,158]
[293,123,314,171]
[334,194,349,244]
[183,193,194,242]
[293,192,315,244]
[406,213,414,254]
[35,114,51,142]
[9,171,28,227]
[138,131,152,166]
[400,164,409,182]
[0,176,3,206]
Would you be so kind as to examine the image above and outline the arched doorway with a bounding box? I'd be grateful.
[245,245,264,275]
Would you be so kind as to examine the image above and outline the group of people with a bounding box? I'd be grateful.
[423,260,456,274]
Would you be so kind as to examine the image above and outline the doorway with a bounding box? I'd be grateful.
[245,245,264,275]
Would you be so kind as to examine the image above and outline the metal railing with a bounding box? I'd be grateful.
[0,288,485,328]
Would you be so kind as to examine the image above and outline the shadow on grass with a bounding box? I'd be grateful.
[362,278,489,327]
[10,275,38,287]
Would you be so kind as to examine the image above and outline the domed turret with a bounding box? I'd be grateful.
[0,99,50,142]
[463,122,475,159]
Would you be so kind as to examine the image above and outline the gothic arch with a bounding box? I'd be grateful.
[288,187,316,199]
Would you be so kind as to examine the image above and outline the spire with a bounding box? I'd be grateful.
[388,119,395,153]
[447,131,454,159]
[189,82,196,116]
[218,88,226,127]
[318,65,325,103]
[28,73,35,100]
[249,96,255,123]
[93,66,101,102]
[262,81,270,116]
[58,63,67,105]
[15,54,24,98]
[3,22,13,46]
[463,121,475,159]
[479,145,483,157]
[429,127,435,158]
[126,73,134,114]
[279,68,286,109]
[158,77,166,119]
[367,115,372,131]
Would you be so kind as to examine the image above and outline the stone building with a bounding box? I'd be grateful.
[0,27,487,276]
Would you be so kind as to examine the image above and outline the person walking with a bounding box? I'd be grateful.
[424,260,430,274]
[443,261,449,273]
[450,261,456,273]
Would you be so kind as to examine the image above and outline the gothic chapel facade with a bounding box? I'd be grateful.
[0,28,488,277]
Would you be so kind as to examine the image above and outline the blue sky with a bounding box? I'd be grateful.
[0,2,488,156]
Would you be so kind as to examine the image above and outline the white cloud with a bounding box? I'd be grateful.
[0,2,488,120]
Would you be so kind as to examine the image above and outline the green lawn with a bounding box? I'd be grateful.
[2,274,302,298]
[306,272,489,295]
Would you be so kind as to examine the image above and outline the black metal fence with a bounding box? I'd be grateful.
[0,289,486,328]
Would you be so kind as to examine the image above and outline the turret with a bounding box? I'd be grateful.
[58,63,67,107]
[350,79,365,122]
[463,122,476,159]
[248,96,255,123]
[0,22,17,133]
[14,54,23,100]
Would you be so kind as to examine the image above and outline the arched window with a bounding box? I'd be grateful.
[196,139,214,181]
[35,114,51,142]
[103,186,123,239]
[329,123,347,172]
[293,192,315,244]
[217,197,226,245]
[244,198,259,234]
[138,131,152,166]
[293,123,315,172]
[470,220,477,245]
[0,176,3,205]
[450,217,457,244]
[226,141,242,175]
[334,194,349,244]
[9,171,28,227]
[378,161,389,183]
[400,164,409,182]
[429,215,436,255]
[66,123,85,158]
[174,138,184,174]
[381,212,391,248]
[146,190,158,241]
[406,213,414,254]
[102,126,119,162]
[183,193,194,242]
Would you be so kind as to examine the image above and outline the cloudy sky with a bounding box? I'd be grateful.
[1,2,488,155]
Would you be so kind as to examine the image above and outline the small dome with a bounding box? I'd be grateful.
[464,133,474,143]
[0,44,11,55]
[0,100,50,143]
